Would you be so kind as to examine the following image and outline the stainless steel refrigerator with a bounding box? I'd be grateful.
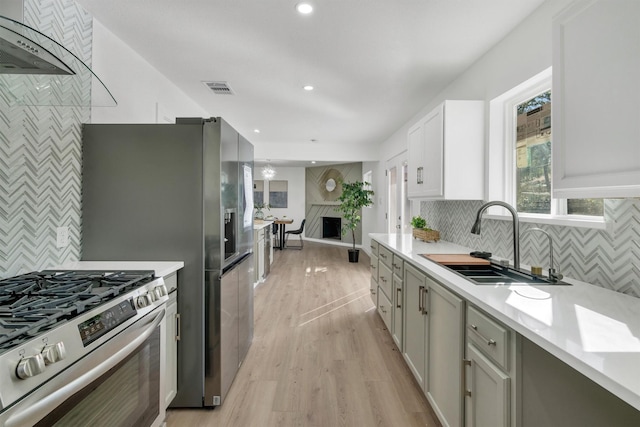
[81,117,254,408]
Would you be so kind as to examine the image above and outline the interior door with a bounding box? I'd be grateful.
[386,152,409,234]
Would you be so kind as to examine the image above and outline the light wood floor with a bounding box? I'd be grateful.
[166,242,440,427]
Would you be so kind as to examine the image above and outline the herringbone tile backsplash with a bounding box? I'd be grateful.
[0,0,90,277]
[421,199,640,298]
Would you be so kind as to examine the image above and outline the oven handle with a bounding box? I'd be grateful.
[4,309,165,427]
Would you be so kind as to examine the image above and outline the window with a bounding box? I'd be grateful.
[515,91,551,213]
[488,67,604,227]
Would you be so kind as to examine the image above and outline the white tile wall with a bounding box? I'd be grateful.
[0,0,90,277]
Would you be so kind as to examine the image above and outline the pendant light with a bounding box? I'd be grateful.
[261,162,276,180]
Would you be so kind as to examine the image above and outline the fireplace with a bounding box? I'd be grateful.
[322,217,341,240]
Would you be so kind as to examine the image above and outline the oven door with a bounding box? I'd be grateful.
[0,308,166,427]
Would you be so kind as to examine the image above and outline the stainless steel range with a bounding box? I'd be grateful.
[0,270,169,427]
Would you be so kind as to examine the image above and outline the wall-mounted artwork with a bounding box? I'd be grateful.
[269,180,288,208]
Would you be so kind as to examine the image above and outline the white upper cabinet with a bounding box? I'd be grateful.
[552,0,640,198]
[407,100,485,200]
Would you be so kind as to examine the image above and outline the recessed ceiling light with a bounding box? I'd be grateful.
[311,161,316,164]
[254,129,260,133]
[303,85,314,91]
[296,3,313,14]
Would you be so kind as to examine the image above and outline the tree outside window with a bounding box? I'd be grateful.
[515,91,602,216]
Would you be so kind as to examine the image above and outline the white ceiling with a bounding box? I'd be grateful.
[76,0,545,166]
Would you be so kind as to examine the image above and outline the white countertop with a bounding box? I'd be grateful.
[371,233,640,411]
[253,220,274,230]
[55,261,184,278]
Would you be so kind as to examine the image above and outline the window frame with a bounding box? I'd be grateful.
[487,67,606,229]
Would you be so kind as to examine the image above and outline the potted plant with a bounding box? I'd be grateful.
[335,180,375,262]
[410,215,440,242]
[254,202,270,220]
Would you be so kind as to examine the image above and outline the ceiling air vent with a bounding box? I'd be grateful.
[202,81,235,95]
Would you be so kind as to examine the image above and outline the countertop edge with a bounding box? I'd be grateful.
[253,220,274,230]
[55,261,184,278]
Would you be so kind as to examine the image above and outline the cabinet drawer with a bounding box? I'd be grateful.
[378,262,392,299]
[370,240,379,257]
[377,287,392,330]
[370,254,379,283]
[378,245,393,269]
[467,306,510,370]
[391,254,404,278]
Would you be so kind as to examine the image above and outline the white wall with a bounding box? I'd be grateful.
[261,167,306,232]
[367,0,572,237]
[89,19,208,123]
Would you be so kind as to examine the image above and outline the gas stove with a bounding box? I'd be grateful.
[0,269,168,418]
[0,270,156,353]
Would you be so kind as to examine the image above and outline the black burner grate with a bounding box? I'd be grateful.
[0,270,155,351]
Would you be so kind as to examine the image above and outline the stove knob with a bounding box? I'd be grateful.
[136,294,152,308]
[154,284,168,298]
[147,290,157,302]
[16,354,45,379]
[42,342,66,365]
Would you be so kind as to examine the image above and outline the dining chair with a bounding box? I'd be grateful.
[284,219,305,249]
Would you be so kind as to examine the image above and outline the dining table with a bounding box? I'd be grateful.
[273,218,294,250]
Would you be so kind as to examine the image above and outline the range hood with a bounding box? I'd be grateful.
[0,14,116,106]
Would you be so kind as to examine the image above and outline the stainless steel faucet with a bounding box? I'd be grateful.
[521,227,563,282]
[470,201,520,270]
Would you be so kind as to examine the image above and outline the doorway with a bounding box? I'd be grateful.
[386,152,409,234]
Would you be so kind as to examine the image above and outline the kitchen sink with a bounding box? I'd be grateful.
[444,263,571,286]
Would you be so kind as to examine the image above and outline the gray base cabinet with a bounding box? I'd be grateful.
[402,262,465,427]
[426,279,464,427]
[464,305,518,427]
[369,241,379,305]
[391,271,403,349]
[371,238,640,427]
[403,263,427,388]
[465,344,510,427]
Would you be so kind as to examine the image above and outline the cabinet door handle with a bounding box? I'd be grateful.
[463,359,472,399]
[418,285,424,312]
[468,325,496,346]
[380,253,387,259]
[417,166,424,184]
[176,313,181,341]
[380,276,387,283]
[396,288,402,308]
[422,287,428,315]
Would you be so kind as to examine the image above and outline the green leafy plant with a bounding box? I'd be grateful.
[410,216,428,229]
[335,180,375,252]
[254,202,271,219]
